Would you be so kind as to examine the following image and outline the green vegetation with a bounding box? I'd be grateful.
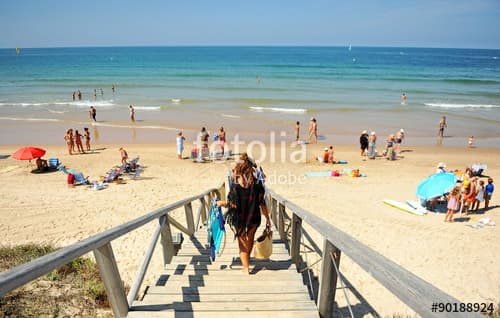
[0,244,113,317]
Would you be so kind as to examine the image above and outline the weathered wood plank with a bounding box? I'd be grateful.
[128,310,318,318]
[131,300,317,311]
[134,292,311,303]
[145,284,310,295]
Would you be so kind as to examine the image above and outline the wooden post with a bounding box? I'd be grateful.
[159,215,175,265]
[94,243,128,318]
[318,239,341,318]
[290,213,302,266]
[278,203,286,241]
[271,198,278,227]
[184,202,195,236]
[199,197,207,226]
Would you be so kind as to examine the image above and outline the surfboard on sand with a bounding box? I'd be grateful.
[383,199,426,216]
[406,200,428,214]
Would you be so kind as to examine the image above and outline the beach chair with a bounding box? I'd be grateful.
[72,172,90,185]
[102,169,120,183]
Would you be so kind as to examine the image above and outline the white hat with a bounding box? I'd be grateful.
[371,131,376,135]
[400,128,404,132]
[310,117,315,121]
[324,147,329,151]
[362,130,367,134]
[437,162,446,168]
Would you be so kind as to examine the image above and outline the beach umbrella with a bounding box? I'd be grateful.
[12,146,46,161]
[416,172,457,200]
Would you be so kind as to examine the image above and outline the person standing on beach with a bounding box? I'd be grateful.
[295,121,300,142]
[395,129,405,154]
[444,186,460,222]
[401,93,407,105]
[217,153,271,274]
[484,178,494,209]
[219,127,226,155]
[119,147,128,164]
[89,106,97,122]
[308,117,318,143]
[83,127,91,151]
[438,116,447,138]
[129,105,135,122]
[64,129,73,155]
[359,130,369,159]
[176,132,186,159]
[74,130,85,154]
[199,127,210,148]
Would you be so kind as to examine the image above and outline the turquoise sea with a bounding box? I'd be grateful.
[0,46,499,146]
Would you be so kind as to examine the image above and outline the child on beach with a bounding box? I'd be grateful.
[74,130,85,154]
[83,127,91,151]
[176,132,185,159]
[328,146,334,163]
[485,178,494,209]
[445,186,460,222]
[119,147,128,164]
[471,180,485,211]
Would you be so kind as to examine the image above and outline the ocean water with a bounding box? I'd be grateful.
[0,46,499,146]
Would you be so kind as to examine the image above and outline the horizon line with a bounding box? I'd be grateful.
[2,44,500,50]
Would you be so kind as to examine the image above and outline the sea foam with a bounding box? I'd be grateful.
[425,103,500,109]
[249,106,307,113]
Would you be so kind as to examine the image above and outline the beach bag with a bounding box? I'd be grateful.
[253,226,273,260]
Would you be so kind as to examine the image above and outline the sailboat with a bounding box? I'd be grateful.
[348,44,352,51]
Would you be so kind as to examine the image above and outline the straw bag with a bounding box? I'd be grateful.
[253,226,272,260]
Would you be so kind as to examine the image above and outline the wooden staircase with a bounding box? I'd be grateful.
[127,225,319,317]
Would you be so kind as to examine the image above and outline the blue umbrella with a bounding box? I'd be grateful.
[416,172,457,200]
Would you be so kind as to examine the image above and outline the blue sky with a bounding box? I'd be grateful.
[1,0,499,49]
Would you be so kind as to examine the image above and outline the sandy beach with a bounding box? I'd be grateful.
[0,141,498,316]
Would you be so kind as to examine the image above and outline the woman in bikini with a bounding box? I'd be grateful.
[83,127,91,151]
[64,129,73,155]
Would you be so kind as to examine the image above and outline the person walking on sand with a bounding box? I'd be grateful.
[308,117,318,143]
[129,105,135,122]
[295,121,300,142]
[217,153,271,274]
[176,132,186,159]
[438,116,447,138]
[83,127,91,151]
[119,147,128,164]
[444,186,460,222]
[89,106,97,122]
[74,129,85,154]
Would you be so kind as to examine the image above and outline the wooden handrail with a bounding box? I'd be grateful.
[0,183,224,318]
[266,188,480,318]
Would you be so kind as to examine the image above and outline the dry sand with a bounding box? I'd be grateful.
[0,142,498,316]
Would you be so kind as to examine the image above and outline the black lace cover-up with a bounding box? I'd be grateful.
[227,180,265,235]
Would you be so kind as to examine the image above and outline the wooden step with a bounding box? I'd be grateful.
[144,284,310,295]
[155,270,304,284]
[132,300,317,312]
[163,261,298,273]
[135,292,312,303]
[128,310,318,318]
